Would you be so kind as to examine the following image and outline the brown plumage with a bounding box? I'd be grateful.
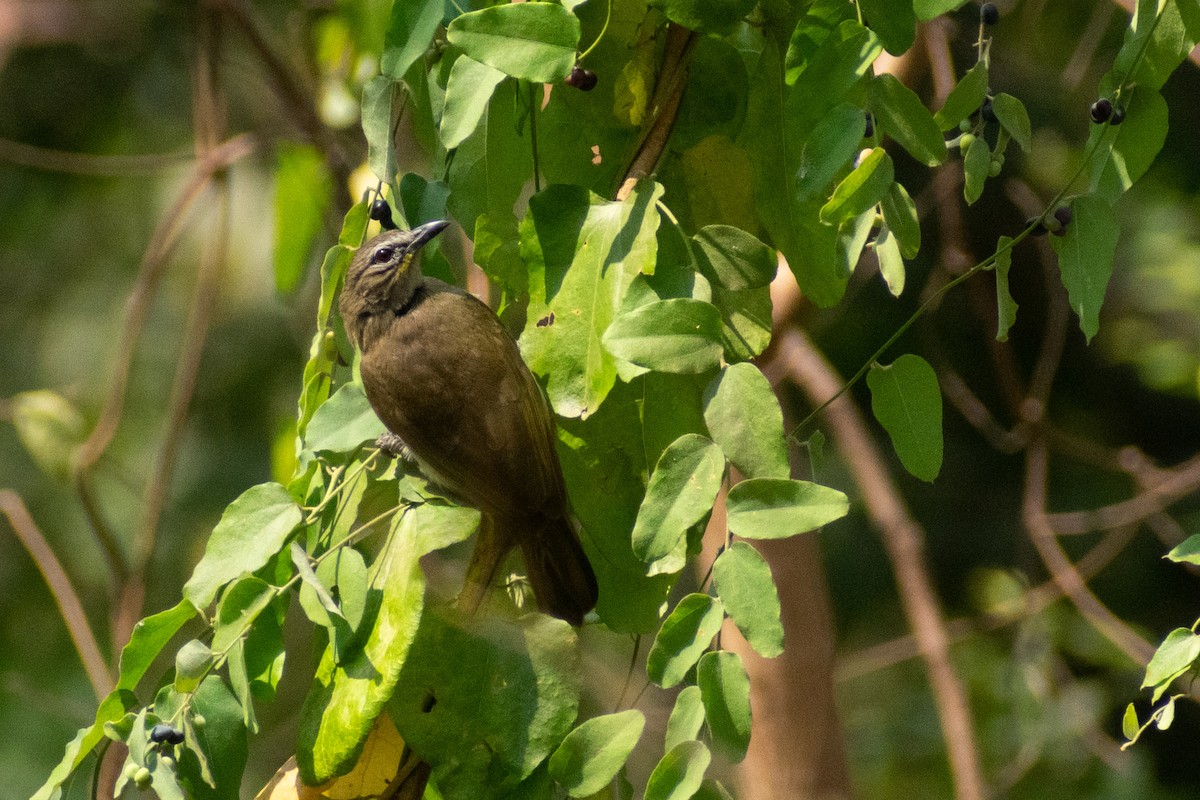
[338,219,598,625]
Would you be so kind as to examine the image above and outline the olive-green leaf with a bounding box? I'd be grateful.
[697,651,752,762]
[117,600,198,692]
[644,740,711,800]
[664,685,705,753]
[868,74,947,166]
[1087,88,1168,202]
[794,103,868,204]
[389,609,580,798]
[819,147,894,225]
[880,182,920,259]
[691,225,776,291]
[1166,534,1200,565]
[632,434,725,567]
[994,236,1017,341]
[933,62,988,131]
[867,354,943,481]
[174,640,213,694]
[991,93,1031,152]
[875,226,905,297]
[447,4,581,84]
[382,0,444,80]
[603,299,725,374]
[712,542,784,658]
[963,134,990,205]
[548,710,646,797]
[10,389,87,482]
[1143,628,1200,689]
[520,183,664,419]
[647,593,726,688]
[1122,703,1140,740]
[647,0,757,35]
[858,0,916,55]
[440,56,507,150]
[703,364,789,480]
[1048,193,1119,342]
[183,483,303,609]
[304,382,386,455]
[362,77,399,184]
[725,478,849,538]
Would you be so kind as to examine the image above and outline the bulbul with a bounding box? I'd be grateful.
[338,218,598,625]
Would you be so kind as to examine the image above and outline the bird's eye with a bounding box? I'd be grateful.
[371,246,395,264]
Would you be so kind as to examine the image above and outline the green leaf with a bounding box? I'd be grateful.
[875,226,905,297]
[820,147,894,225]
[1166,534,1200,564]
[603,299,725,374]
[211,577,275,654]
[174,640,213,694]
[646,593,726,688]
[664,685,705,753]
[712,285,773,364]
[914,0,969,19]
[991,93,1032,152]
[117,600,198,691]
[1087,88,1169,202]
[1157,697,1177,730]
[440,56,507,150]
[703,364,789,480]
[994,236,1017,341]
[697,651,752,762]
[933,62,988,131]
[1049,194,1120,342]
[10,389,87,482]
[548,710,646,798]
[447,4,580,83]
[712,542,784,658]
[389,609,581,798]
[868,74,947,166]
[304,382,387,455]
[725,478,850,538]
[867,354,943,481]
[644,740,711,800]
[1111,0,1199,93]
[273,143,332,294]
[693,780,736,800]
[292,542,345,625]
[520,183,663,418]
[794,103,868,204]
[1122,703,1140,740]
[632,434,725,568]
[183,482,303,609]
[382,0,444,80]
[963,134,990,205]
[298,503,477,784]
[30,691,135,800]
[691,225,776,291]
[647,0,757,35]
[1142,628,1200,689]
[858,0,916,55]
[880,182,920,258]
[176,677,248,800]
[362,77,400,185]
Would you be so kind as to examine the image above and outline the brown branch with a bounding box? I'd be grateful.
[1023,441,1156,664]
[1046,452,1200,535]
[766,268,987,800]
[616,23,698,201]
[0,490,113,698]
[0,137,192,176]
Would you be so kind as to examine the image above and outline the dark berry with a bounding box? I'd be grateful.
[1110,104,1126,125]
[1026,217,1048,236]
[1090,98,1113,124]
[980,96,996,123]
[369,198,398,230]
[863,112,874,138]
[981,3,999,25]
[1052,205,1073,236]
[150,723,185,746]
[565,65,597,92]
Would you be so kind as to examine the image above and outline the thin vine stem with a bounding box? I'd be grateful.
[576,0,612,63]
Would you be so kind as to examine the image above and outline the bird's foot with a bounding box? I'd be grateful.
[375,432,416,461]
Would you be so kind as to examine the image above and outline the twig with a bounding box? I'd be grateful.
[0,138,192,176]
[1046,453,1200,536]
[1023,442,1156,665]
[0,490,112,698]
[768,322,987,800]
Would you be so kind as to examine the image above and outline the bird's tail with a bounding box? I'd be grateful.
[459,513,598,627]
[517,514,598,626]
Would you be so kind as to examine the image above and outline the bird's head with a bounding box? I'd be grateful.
[341,219,449,330]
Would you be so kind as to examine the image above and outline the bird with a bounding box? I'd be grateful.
[338,216,598,625]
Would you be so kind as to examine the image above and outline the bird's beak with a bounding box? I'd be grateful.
[410,219,450,249]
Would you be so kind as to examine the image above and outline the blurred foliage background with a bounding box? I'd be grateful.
[1,0,1199,798]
